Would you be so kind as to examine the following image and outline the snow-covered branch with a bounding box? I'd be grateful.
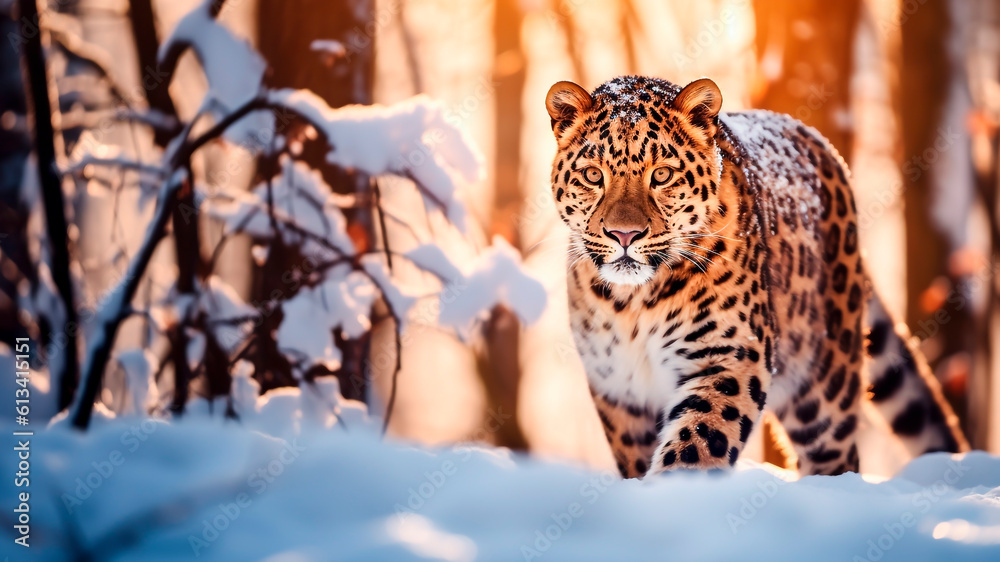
[266,88,483,231]
[60,0,546,432]
[71,170,187,429]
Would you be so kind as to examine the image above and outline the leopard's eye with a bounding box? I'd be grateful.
[651,167,674,186]
[582,166,603,185]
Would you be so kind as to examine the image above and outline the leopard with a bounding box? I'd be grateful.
[544,75,969,478]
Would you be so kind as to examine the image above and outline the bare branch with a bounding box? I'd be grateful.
[45,11,133,106]
[71,169,187,429]
[375,179,402,436]
[62,155,168,177]
[70,88,432,427]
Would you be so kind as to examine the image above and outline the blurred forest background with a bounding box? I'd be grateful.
[1,0,999,474]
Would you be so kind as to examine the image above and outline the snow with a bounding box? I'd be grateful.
[310,39,347,58]
[204,152,543,365]
[360,255,419,326]
[275,264,378,376]
[8,395,1000,561]
[218,364,371,436]
[158,0,264,115]
[405,244,466,283]
[276,288,342,374]
[4,341,998,560]
[199,276,256,354]
[204,156,356,260]
[114,349,158,416]
[65,131,167,178]
[67,168,188,423]
[158,0,270,147]
[406,236,548,331]
[720,111,832,237]
[229,360,260,418]
[267,88,483,231]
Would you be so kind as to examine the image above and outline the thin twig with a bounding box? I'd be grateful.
[62,155,167,177]
[71,169,187,429]
[70,89,414,428]
[46,11,133,107]
[375,179,402,436]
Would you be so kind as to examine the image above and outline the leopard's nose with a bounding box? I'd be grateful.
[603,227,646,248]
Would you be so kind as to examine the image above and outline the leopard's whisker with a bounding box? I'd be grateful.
[670,231,740,244]
[674,246,713,263]
[677,250,714,270]
[670,221,739,244]
[675,249,709,272]
[672,242,733,263]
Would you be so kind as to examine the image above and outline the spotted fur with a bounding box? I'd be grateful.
[545,76,968,478]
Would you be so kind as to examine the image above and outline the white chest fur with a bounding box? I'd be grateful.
[568,295,703,411]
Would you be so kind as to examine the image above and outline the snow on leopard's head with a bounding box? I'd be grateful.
[545,76,725,286]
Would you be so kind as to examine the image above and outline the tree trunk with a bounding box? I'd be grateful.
[129,0,178,147]
[0,1,34,345]
[899,0,976,424]
[127,0,212,413]
[256,0,375,401]
[964,1,1000,450]
[752,0,860,158]
[492,0,524,247]
[484,0,529,450]
[258,0,374,107]
[18,0,80,411]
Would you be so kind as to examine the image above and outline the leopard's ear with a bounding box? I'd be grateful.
[672,78,722,141]
[546,81,592,137]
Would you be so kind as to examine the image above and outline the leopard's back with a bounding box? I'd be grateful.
[720,111,863,410]
[722,110,967,464]
[546,76,966,480]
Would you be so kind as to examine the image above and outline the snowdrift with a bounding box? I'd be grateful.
[4,413,1000,561]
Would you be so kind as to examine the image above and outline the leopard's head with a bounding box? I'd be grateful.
[546,76,726,286]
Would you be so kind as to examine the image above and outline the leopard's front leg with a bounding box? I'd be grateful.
[647,347,771,475]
